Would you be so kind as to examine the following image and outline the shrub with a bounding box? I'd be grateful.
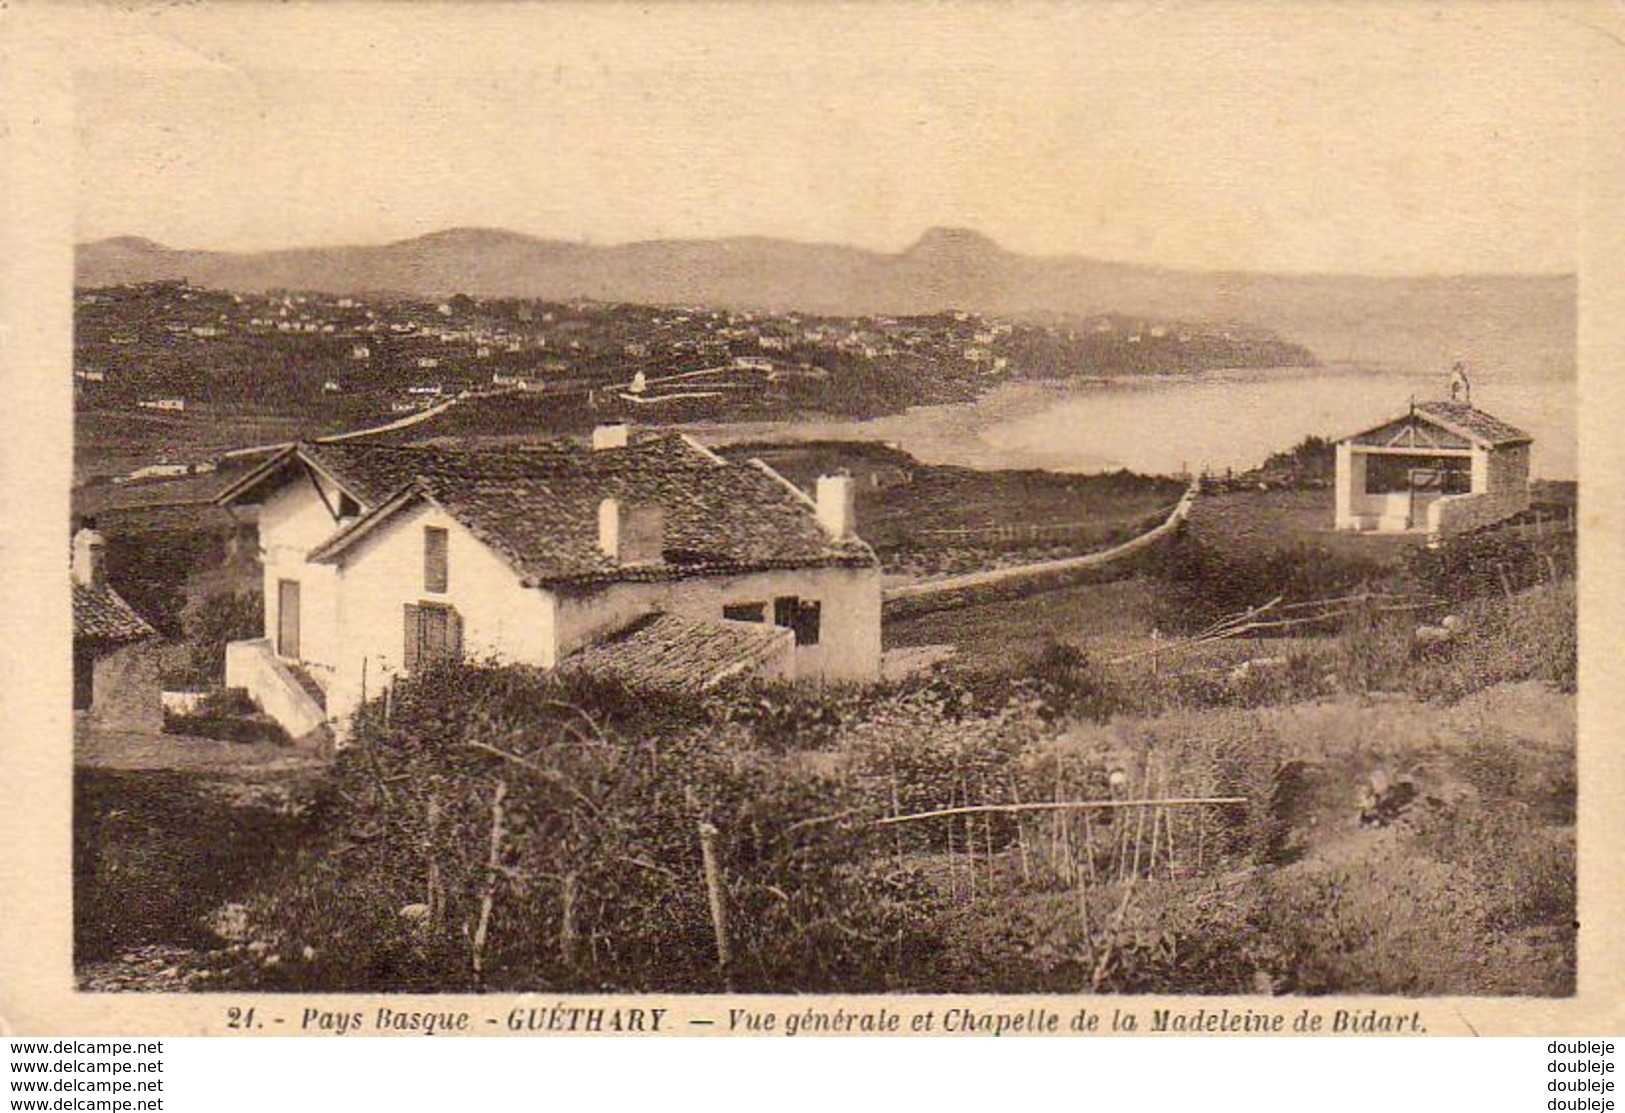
[102,526,232,639]
[164,687,290,746]
[949,641,1125,725]
[1142,533,1390,634]
[231,662,943,993]
[175,588,263,688]
[1405,527,1574,605]
[1254,435,1336,487]
[1406,579,1576,700]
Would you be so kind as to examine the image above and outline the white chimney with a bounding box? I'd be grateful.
[598,498,664,565]
[592,423,632,450]
[816,474,856,540]
[72,526,107,588]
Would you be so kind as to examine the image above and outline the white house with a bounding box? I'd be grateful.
[215,426,882,742]
[1334,400,1532,538]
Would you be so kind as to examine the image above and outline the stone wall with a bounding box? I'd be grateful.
[90,640,161,732]
[1427,488,1531,539]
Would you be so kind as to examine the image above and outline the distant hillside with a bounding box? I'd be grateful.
[77,227,1576,378]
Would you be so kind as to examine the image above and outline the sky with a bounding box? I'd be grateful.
[64,2,1597,275]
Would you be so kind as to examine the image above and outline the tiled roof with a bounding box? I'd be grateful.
[72,581,156,644]
[304,433,875,587]
[1412,402,1531,448]
[560,612,793,692]
[300,439,585,507]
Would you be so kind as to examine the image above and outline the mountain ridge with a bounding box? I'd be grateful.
[76,228,1576,377]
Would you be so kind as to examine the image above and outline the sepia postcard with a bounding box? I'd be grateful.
[2,0,1623,1038]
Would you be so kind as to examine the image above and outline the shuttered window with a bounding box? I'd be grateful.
[404,602,462,673]
[424,527,449,593]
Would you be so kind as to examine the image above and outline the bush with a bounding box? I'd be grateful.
[194,642,1573,995]
[1142,532,1391,634]
[949,641,1125,725]
[1406,579,1576,700]
[1254,435,1336,487]
[1406,527,1574,605]
[231,663,945,993]
[173,589,263,688]
[164,688,290,746]
[102,526,233,640]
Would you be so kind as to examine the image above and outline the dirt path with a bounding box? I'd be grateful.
[75,722,327,778]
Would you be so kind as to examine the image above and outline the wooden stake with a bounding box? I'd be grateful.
[1081,813,1098,884]
[888,759,906,873]
[559,871,579,970]
[1163,792,1180,877]
[425,795,443,929]
[1075,835,1091,940]
[471,779,508,982]
[875,795,1252,826]
[1148,802,1163,878]
[980,776,996,888]
[1008,773,1031,885]
[1051,757,1066,883]
[961,766,977,901]
[697,820,732,987]
[1130,765,1151,880]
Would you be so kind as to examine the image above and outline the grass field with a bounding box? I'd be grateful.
[940,680,1575,996]
[74,405,353,484]
[728,440,1184,578]
[1184,487,1419,565]
[884,577,1153,653]
[74,726,327,988]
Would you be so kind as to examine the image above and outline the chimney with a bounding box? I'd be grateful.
[598,498,664,565]
[815,473,856,540]
[72,525,107,588]
[592,423,632,451]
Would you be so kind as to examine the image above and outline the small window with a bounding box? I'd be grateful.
[723,601,767,623]
[773,595,821,647]
[424,526,449,593]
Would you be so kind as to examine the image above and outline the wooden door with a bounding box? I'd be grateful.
[277,579,301,659]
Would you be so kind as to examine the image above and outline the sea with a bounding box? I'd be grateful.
[692,364,1577,481]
